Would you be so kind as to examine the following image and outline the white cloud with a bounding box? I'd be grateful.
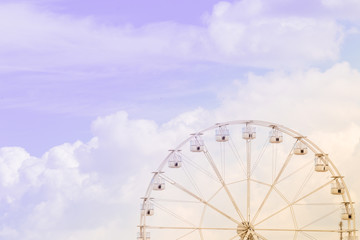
[321,0,360,22]
[0,1,351,72]
[206,0,344,68]
[0,147,29,187]
[0,109,210,239]
[0,62,359,239]
[0,0,360,238]
[215,62,360,131]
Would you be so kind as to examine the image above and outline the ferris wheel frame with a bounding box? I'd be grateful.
[138,120,357,240]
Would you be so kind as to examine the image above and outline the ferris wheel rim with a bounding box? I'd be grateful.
[139,120,357,240]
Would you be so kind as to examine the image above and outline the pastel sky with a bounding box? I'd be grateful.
[0,0,360,239]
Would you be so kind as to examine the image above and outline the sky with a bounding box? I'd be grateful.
[0,0,360,239]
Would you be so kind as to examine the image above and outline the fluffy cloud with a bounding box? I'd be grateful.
[0,108,210,239]
[321,0,360,22]
[0,0,355,72]
[1,0,360,238]
[0,62,359,239]
[0,147,30,187]
[214,62,360,233]
[206,0,343,68]
[215,62,360,130]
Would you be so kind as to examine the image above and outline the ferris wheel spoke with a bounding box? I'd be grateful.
[152,201,197,227]
[203,149,246,222]
[292,164,314,202]
[294,203,341,206]
[300,231,319,240]
[272,187,299,230]
[199,228,204,240]
[250,136,270,176]
[176,229,197,240]
[154,198,200,203]
[254,180,333,226]
[219,142,225,179]
[293,179,333,205]
[181,153,219,183]
[246,138,251,222]
[143,225,237,231]
[277,160,312,184]
[271,143,277,185]
[228,137,247,176]
[250,178,271,187]
[253,231,269,240]
[299,208,339,230]
[160,174,242,225]
[182,162,204,198]
[255,228,341,233]
[293,231,299,240]
[273,186,291,205]
[251,145,295,225]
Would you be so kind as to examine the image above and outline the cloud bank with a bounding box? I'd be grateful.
[1,0,360,239]
[0,62,359,239]
[0,0,356,73]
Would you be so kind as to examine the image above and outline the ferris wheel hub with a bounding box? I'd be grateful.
[237,222,257,240]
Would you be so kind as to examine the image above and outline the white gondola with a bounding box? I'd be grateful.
[294,141,308,155]
[190,136,204,152]
[331,182,345,195]
[153,176,165,191]
[314,154,329,172]
[342,202,354,220]
[215,126,229,142]
[141,202,154,216]
[242,126,256,140]
[342,210,353,220]
[269,128,283,143]
[168,151,182,168]
[137,232,150,240]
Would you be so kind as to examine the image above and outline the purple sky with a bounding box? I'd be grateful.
[0,0,360,239]
[0,0,221,155]
[1,0,359,156]
[40,0,221,26]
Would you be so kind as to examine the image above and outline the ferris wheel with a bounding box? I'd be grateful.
[137,120,357,240]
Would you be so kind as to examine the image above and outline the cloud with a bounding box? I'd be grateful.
[206,0,343,68]
[0,108,210,239]
[0,62,359,239]
[0,0,353,73]
[216,62,360,129]
[1,0,358,119]
[0,147,30,187]
[1,0,360,238]
[321,0,360,22]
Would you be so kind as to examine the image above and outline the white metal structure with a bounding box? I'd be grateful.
[216,125,230,142]
[138,120,357,240]
[168,150,182,168]
[141,201,155,216]
[294,141,308,155]
[190,134,205,152]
